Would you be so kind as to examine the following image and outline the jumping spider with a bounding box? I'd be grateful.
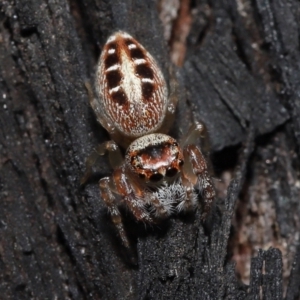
[83,31,215,247]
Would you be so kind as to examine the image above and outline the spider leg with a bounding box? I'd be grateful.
[99,176,129,248]
[183,144,215,218]
[81,140,123,185]
[180,121,215,218]
[100,166,159,247]
[113,168,154,224]
[148,192,173,219]
[177,174,198,212]
[181,121,210,153]
[159,66,179,133]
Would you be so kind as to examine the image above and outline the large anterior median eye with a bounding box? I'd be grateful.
[138,173,146,179]
[150,173,163,182]
[166,167,178,177]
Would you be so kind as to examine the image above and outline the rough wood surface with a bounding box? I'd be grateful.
[0,0,300,299]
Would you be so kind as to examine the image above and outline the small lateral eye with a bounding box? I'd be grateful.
[149,172,163,182]
[178,159,184,166]
[139,173,146,179]
[172,142,178,147]
[166,167,178,177]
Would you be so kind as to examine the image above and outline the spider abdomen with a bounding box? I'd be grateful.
[96,31,168,138]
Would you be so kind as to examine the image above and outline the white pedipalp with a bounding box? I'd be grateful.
[143,179,187,217]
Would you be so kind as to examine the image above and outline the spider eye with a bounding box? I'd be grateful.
[149,172,163,182]
[139,173,146,179]
[179,159,184,166]
[166,167,178,177]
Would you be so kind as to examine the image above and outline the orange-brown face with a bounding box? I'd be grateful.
[125,134,184,183]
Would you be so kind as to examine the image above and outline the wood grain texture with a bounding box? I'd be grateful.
[0,0,299,299]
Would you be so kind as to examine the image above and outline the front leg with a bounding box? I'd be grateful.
[183,144,215,218]
[81,140,123,185]
[99,167,154,248]
[181,121,210,154]
[113,168,154,224]
[159,66,179,134]
[180,121,215,218]
[99,176,129,248]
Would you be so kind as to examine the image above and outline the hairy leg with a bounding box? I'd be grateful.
[177,175,198,212]
[81,140,123,185]
[181,121,208,148]
[99,176,129,247]
[180,122,215,218]
[183,144,215,218]
[159,66,179,134]
[113,168,154,224]
[148,192,173,218]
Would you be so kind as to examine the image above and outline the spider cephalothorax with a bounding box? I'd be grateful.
[84,31,215,247]
[125,133,184,183]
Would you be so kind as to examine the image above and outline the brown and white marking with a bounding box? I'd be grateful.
[83,31,216,248]
[125,133,184,183]
[95,31,168,138]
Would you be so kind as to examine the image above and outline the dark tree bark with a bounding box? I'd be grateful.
[0,0,299,299]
